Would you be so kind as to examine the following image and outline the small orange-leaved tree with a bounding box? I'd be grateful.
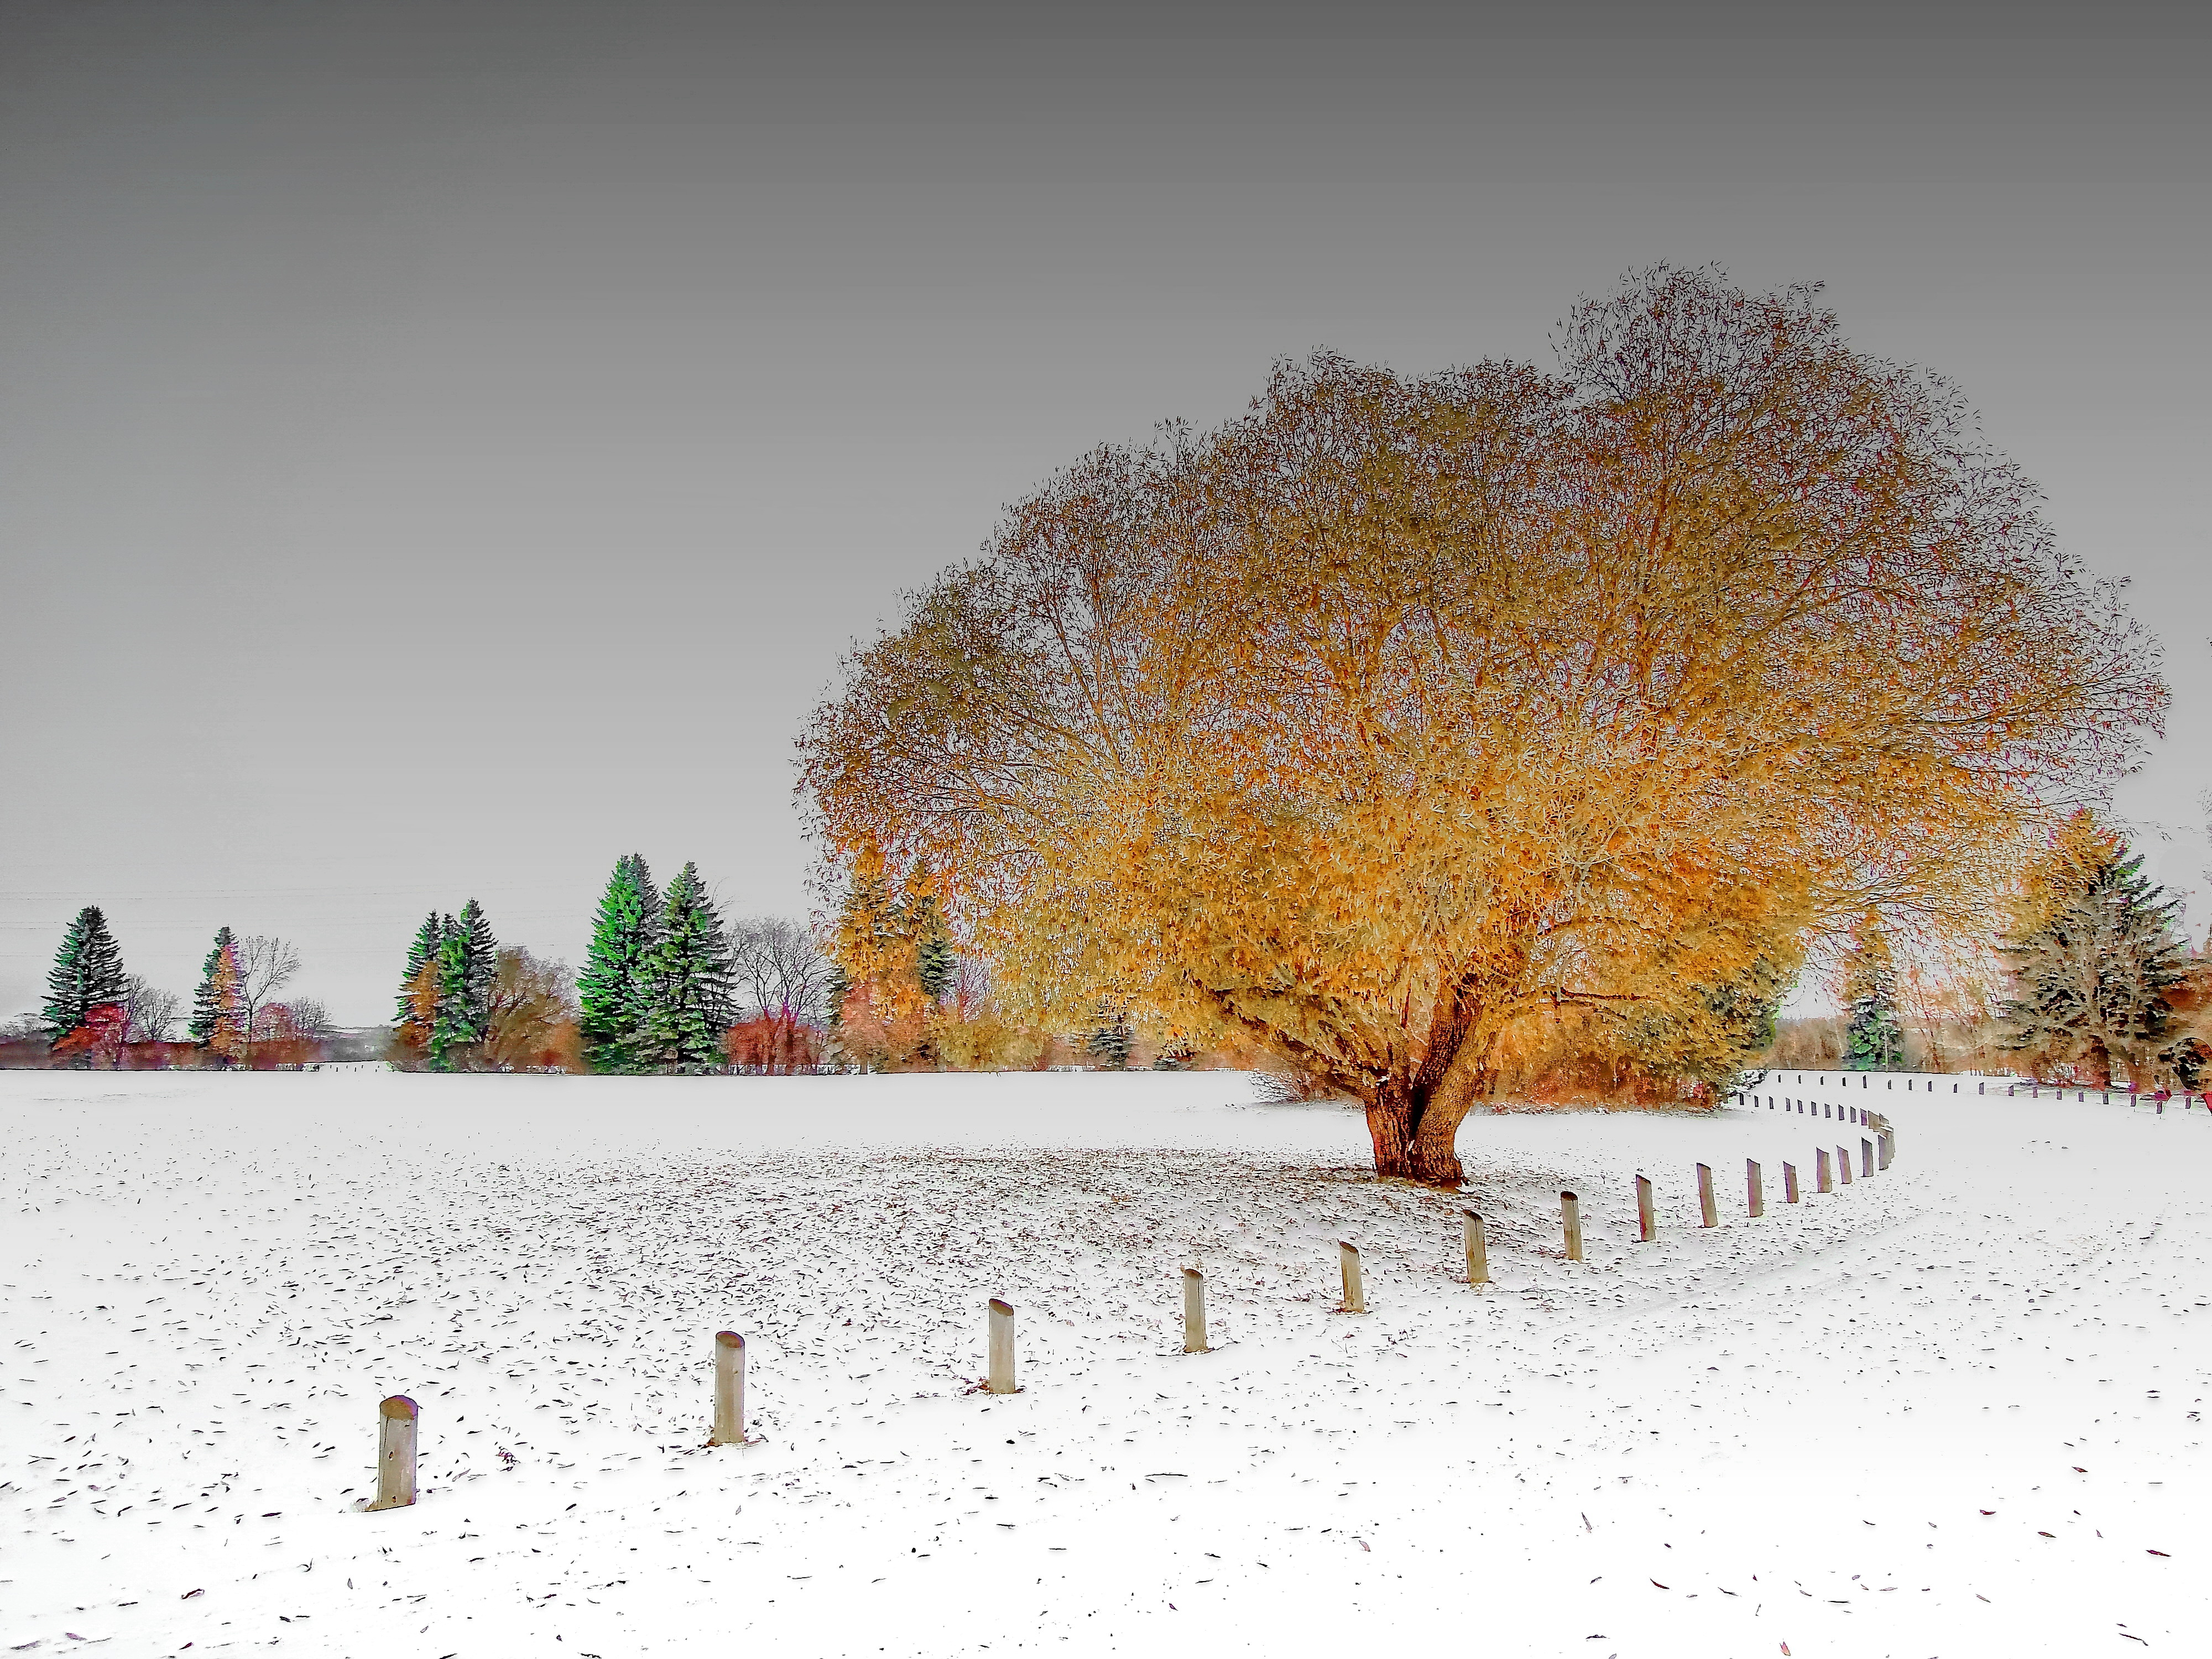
[800,268,2165,1184]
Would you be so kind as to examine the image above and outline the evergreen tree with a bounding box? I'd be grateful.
[43,905,128,1042]
[42,909,94,1043]
[395,911,442,1040]
[427,915,469,1071]
[579,854,662,1073]
[456,899,499,1042]
[1084,1000,1133,1069]
[1996,826,2191,1087]
[1841,912,1905,1072]
[911,889,956,1003]
[639,862,734,1074]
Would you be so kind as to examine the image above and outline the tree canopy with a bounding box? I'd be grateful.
[800,268,2166,1183]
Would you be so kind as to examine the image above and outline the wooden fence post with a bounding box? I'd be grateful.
[367,1395,418,1511]
[1746,1159,1764,1219]
[1338,1241,1366,1313]
[1182,1269,1208,1354]
[1836,1144,1853,1185]
[1561,1191,1584,1261]
[1878,1129,1894,1170]
[1696,1163,1717,1228]
[1782,1161,1799,1203]
[1463,1211,1489,1285]
[1859,1138,1874,1178]
[987,1298,1018,1394]
[1636,1175,1655,1243]
[1816,1147,1834,1194]
[708,1331,747,1446]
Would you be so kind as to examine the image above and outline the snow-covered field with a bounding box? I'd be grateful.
[4,1068,2208,1657]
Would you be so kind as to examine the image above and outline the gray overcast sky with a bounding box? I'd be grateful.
[3,1,2207,1024]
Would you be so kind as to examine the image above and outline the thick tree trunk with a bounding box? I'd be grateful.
[1363,1065,1483,1188]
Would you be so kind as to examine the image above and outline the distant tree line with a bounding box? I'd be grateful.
[3,908,325,1070]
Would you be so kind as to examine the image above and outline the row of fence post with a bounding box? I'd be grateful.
[365,1114,1904,1511]
[2011,1082,2209,1113]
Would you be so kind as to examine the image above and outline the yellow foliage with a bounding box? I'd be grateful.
[929,1008,1053,1072]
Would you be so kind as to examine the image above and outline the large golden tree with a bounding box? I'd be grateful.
[801,269,2164,1184]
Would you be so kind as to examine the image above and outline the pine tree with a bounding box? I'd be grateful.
[190,926,237,1047]
[42,909,92,1042]
[1841,912,1905,1072]
[427,915,469,1071]
[1996,825,2190,1087]
[638,862,734,1074]
[456,899,499,1044]
[911,889,956,1004]
[579,854,663,1074]
[1084,1000,1133,1069]
[44,905,128,1043]
[395,911,442,1043]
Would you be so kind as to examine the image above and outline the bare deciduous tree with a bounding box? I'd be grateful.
[121,975,181,1044]
[232,936,300,1066]
[272,997,333,1043]
[726,915,834,1070]
[728,915,833,1027]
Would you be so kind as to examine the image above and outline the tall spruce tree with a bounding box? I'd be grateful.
[43,905,128,1044]
[427,915,469,1071]
[1841,912,1905,1072]
[41,909,95,1042]
[911,889,956,1004]
[638,862,734,1074]
[578,854,662,1073]
[1996,834,2190,1087]
[456,899,498,1041]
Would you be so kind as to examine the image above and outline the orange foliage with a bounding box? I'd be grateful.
[51,1003,128,1068]
[205,942,247,1066]
[723,1015,825,1073]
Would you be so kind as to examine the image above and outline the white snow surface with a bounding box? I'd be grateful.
[3,1068,2208,1656]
